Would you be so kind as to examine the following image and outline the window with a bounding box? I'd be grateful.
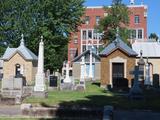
[134,15,140,24]
[138,29,142,39]
[85,16,90,24]
[82,30,87,40]
[88,30,92,39]
[129,29,143,40]
[96,16,100,25]
[131,30,136,39]
[82,45,86,52]
[93,30,101,40]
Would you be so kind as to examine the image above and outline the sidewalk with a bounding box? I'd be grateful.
[114,110,160,120]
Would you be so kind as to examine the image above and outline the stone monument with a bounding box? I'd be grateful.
[60,61,74,90]
[76,56,86,90]
[33,36,47,97]
[144,58,151,86]
[129,66,144,99]
[89,46,93,80]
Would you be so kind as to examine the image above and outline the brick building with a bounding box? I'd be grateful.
[68,1,147,62]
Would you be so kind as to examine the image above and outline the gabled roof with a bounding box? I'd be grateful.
[72,49,100,62]
[132,41,160,58]
[99,36,137,57]
[2,35,38,61]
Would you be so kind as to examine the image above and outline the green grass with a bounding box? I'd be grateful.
[24,81,160,111]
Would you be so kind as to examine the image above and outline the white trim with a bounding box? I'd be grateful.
[109,57,127,88]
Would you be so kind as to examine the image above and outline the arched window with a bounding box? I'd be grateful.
[15,64,21,77]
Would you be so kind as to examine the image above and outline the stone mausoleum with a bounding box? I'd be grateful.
[99,35,137,88]
[1,34,38,85]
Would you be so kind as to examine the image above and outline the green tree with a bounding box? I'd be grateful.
[0,0,85,71]
[149,33,159,41]
[98,0,130,45]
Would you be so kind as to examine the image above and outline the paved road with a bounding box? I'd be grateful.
[0,105,21,116]
[114,110,160,120]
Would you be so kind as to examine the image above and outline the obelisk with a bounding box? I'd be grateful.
[89,46,93,79]
[34,36,45,92]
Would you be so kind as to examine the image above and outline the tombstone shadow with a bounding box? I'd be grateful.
[112,78,129,92]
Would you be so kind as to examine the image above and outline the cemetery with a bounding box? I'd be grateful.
[0,0,160,119]
[0,32,160,119]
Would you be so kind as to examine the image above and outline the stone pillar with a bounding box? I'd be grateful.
[63,62,71,83]
[80,56,85,84]
[144,60,151,86]
[34,36,45,92]
[89,48,93,79]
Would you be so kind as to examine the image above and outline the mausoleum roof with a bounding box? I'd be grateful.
[72,49,100,62]
[2,35,38,61]
[99,36,138,57]
[132,41,160,58]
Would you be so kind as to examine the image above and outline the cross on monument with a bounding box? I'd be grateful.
[129,66,144,98]
[130,66,143,83]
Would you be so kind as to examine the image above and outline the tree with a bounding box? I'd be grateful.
[98,0,130,44]
[0,0,85,71]
[149,33,159,41]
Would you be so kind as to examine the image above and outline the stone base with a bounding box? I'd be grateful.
[129,88,144,100]
[76,84,85,91]
[32,91,48,98]
[60,83,74,91]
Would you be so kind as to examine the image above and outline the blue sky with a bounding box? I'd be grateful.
[84,0,160,37]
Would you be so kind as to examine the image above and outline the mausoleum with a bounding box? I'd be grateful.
[99,35,137,88]
[1,34,38,85]
[72,49,101,80]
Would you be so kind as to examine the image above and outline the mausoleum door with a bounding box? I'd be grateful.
[112,63,125,88]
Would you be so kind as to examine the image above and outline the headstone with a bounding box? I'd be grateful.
[33,36,47,98]
[137,50,145,86]
[63,62,71,83]
[49,75,57,87]
[129,66,144,99]
[144,59,151,86]
[46,69,50,80]
[76,56,86,91]
[60,62,74,90]
[1,76,23,98]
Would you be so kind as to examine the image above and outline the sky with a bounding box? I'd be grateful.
[84,0,160,37]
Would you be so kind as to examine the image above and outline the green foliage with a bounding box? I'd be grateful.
[149,33,159,41]
[98,0,130,45]
[0,0,85,70]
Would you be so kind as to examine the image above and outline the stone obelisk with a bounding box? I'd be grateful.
[34,36,45,92]
[89,47,93,79]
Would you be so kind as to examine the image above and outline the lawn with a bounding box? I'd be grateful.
[24,81,160,111]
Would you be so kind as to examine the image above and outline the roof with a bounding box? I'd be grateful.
[132,41,160,58]
[72,50,100,62]
[99,36,138,57]
[2,36,38,61]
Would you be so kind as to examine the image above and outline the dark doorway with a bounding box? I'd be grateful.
[112,63,127,89]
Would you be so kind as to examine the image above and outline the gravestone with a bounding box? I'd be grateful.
[1,76,23,104]
[76,56,86,91]
[33,36,47,98]
[49,75,58,87]
[129,66,144,99]
[144,60,151,87]
[60,62,74,90]
[153,74,159,88]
